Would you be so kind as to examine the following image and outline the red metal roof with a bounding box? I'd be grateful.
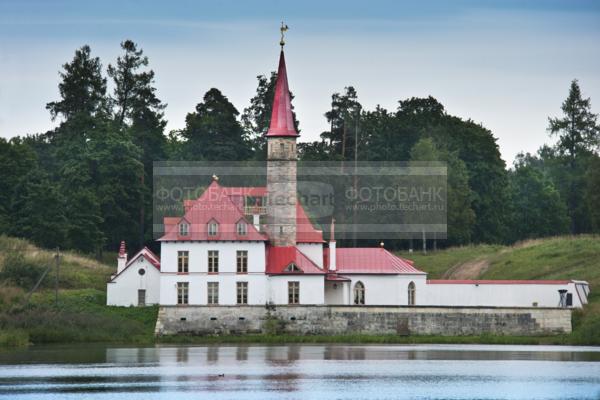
[109,246,161,282]
[126,247,161,270]
[206,185,323,243]
[266,246,325,275]
[266,50,298,137]
[427,279,571,285]
[328,248,425,274]
[325,273,351,282]
[296,203,324,243]
[160,180,268,242]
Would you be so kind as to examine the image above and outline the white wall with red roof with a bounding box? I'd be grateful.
[268,275,325,305]
[324,274,426,306]
[421,280,586,308]
[107,252,160,306]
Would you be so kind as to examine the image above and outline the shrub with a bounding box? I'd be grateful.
[0,252,50,289]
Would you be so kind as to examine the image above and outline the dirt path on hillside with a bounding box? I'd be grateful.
[442,259,490,279]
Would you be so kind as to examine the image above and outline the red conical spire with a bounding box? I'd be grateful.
[266,50,299,137]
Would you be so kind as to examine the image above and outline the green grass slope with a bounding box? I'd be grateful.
[0,236,157,346]
[398,235,600,344]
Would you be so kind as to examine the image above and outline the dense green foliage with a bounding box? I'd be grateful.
[0,42,598,255]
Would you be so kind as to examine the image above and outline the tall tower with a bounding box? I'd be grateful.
[266,31,298,247]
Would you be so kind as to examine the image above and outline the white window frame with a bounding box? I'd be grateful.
[208,222,218,236]
[236,281,248,305]
[208,282,219,305]
[208,250,219,273]
[236,221,247,236]
[288,281,300,304]
[179,222,189,236]
[236,250,248,273]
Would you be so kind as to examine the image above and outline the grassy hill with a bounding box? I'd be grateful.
[0,235,598,346]
[0,236,157,347]
[398,235,600,344]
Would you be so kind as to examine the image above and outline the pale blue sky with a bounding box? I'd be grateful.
[0,0,599,164]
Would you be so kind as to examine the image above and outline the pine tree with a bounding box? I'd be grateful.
[547,80,599,233]
[46,45,107,121]
[182,88,252,161]
[321,87,362,161]
[108,40,167,247]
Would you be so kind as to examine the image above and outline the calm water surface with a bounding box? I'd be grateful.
[1,344,599,400]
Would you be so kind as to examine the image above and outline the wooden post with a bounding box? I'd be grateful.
[55,247,60,307]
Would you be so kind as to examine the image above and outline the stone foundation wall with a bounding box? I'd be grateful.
[155,305,572,336]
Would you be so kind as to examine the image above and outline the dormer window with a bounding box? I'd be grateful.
[236,221,247,236]
[284,262,302,273]
[208,222,218,236]
[179,222,189,236]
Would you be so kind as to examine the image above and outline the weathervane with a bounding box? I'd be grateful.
[280,21,289,49]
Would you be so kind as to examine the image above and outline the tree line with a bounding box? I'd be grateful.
[0,41,598,255]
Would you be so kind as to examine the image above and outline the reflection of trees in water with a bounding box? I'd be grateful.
[176,347,188,363]
[207,346,219,363]
[236,346,248,361]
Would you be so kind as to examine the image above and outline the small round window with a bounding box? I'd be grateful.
[138,268,146,276]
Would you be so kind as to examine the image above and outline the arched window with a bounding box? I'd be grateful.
[408,281,416,305]
[353,281,365,305]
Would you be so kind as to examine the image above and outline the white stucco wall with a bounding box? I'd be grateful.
[159,241,267,305]
[268,275,325,305]
[324,281,347,304]
[421,282,585,308]
[106,256,160,306]
[296,243,324,268]
[337,275,426,306]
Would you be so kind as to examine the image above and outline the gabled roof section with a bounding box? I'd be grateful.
[127,247,161,270]
[109,246,160,282]
[160,180,268,242]
[296,203,324,243]
[329,248,425,274]
[266,50,299,137]
[266,246,325,275]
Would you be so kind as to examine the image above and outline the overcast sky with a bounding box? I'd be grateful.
[1,0,599,165]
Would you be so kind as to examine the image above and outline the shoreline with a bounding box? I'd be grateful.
[2,331,588,349]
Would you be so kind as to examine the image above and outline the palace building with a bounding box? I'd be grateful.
[107,40,589,311]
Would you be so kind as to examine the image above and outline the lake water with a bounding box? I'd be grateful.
[0,344,599,399]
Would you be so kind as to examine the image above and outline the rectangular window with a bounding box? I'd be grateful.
[237,222,247,235]
[207,282,219,305]
[177,251,189,273]
[138,289,146,306]
[208,250,219,273]
[208,222,218,236]
[237,282,248,305]
[177,282,189,305]
[236,250,248,273]
[288,281,299,304]
[179,223,188,236]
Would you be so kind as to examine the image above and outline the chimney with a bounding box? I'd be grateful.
[252,214,260,231]
[117,240,127,273]
[329,218,336,271]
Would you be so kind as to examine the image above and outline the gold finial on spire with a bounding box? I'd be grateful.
[280,21,289,49]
